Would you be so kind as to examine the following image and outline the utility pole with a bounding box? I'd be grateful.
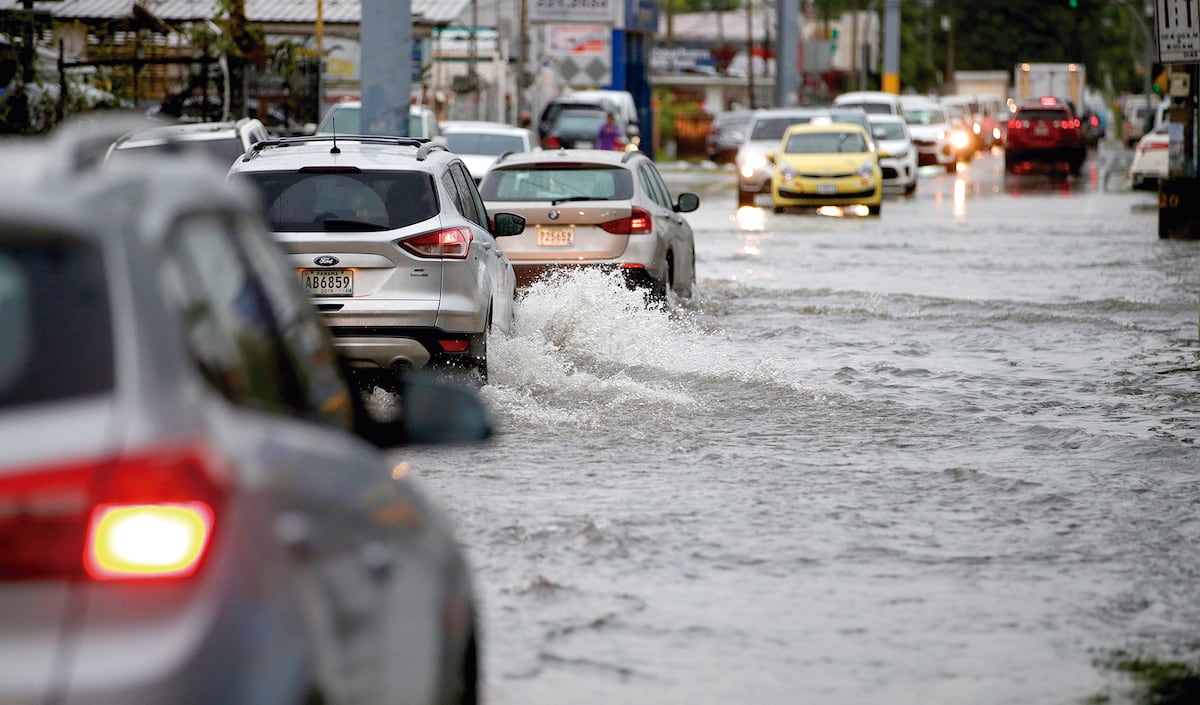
[361,0,411,135]
[776,0,799,106]
[746,0,755,108]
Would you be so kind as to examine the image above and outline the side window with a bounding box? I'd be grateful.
[233,214,354,428]
[157,212,290,412]
[440,170,464,218]
[639,163,673,209]
[451,163,488,228]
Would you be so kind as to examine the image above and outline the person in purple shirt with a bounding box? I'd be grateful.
[597,112,623,150]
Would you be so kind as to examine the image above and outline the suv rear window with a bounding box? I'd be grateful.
[0,232,113,409]
[245,171,439,232]
[480,165,634,202]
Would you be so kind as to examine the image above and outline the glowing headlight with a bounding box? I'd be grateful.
[951,131,971,149]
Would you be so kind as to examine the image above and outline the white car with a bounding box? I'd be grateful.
[316,100,442,141]
[440,120,539,183]
[868,114,918,195]
[1129,125,1168,191]
[901,99,958,173]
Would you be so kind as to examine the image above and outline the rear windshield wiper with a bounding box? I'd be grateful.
[318,218,390,232]
[550,195,599,205]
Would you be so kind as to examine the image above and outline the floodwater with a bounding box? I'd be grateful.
[398,147,1200,705]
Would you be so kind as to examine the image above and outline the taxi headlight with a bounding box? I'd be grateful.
[856,161,874,179]
[780,165,798,179]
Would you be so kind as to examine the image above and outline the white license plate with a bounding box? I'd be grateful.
[817,183,837,195]
[300,269,353,296]
[575,140,594,148]
[537,226,574,247]
[1034,126,1049,136]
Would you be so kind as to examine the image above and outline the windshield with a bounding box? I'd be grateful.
[872,121,908,140]
[784,131,868,154]
[750,115,821,141]
[446,132,527,155]
[0,232,113,409]
[244,171,440,232]
[905,109,948,126]
[480,165,634,202]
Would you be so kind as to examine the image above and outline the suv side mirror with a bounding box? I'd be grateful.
[674,192,700,213]
[491,211,526,237]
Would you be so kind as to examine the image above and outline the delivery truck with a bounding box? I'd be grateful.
[1014,62,1086,111]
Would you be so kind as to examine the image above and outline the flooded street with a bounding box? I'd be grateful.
[397,146,1200,705]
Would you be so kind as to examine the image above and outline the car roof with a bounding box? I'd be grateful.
[111,118,258,145]
[228,135,455,173]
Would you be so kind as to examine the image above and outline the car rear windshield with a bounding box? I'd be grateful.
[0,232,113,409]
[1017,108,1071,121]
[840,101,894,115]
[445,132,528,156]
[480,165,634,202]
[244,171,439,232]
[785,131,869,154]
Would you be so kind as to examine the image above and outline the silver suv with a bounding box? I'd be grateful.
[228,134,525,386]
[0,117,490,705]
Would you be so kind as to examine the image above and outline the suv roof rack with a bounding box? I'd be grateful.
[241,134,447,162]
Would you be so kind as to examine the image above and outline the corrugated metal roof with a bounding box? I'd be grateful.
[12,0,471,25]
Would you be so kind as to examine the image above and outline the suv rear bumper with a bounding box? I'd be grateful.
[329,327,478,371]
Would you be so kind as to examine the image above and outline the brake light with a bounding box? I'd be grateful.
[600,207,652,235]
[0,443,225,581]
[544,136,561,148]
[401,227,473,259]
[1089,115,1099,127]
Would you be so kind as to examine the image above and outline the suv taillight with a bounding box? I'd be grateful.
[599,207,652,235]
[543,136,561,149]
[401,227,474,259]
[0,443,225,581]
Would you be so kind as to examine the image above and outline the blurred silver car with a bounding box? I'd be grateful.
[478,148,699,301]
[0,119,488,705]
[228,134,525,386]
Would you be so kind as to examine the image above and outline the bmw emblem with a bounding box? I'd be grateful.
[548,210,560,221]
[314,255,340,267]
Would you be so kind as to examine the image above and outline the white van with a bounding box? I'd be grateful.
[833,91,905,118]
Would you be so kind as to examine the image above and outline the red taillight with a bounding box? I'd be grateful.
[1089,115,1100,127]
[0,443,225,581]
[401,227,473,259]
[599,207,652,235]
[543,136,561,148]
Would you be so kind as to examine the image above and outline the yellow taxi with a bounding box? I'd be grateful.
[769,122,883,216]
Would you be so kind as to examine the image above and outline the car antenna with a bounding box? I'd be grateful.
[330,118,340,154]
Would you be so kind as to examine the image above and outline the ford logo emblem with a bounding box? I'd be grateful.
[548,210,560,221]
[314,255,339,267]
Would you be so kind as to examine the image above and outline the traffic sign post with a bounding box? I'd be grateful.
[1154,1,1200,238]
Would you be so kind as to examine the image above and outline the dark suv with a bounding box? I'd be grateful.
[1004,97,1086,175]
